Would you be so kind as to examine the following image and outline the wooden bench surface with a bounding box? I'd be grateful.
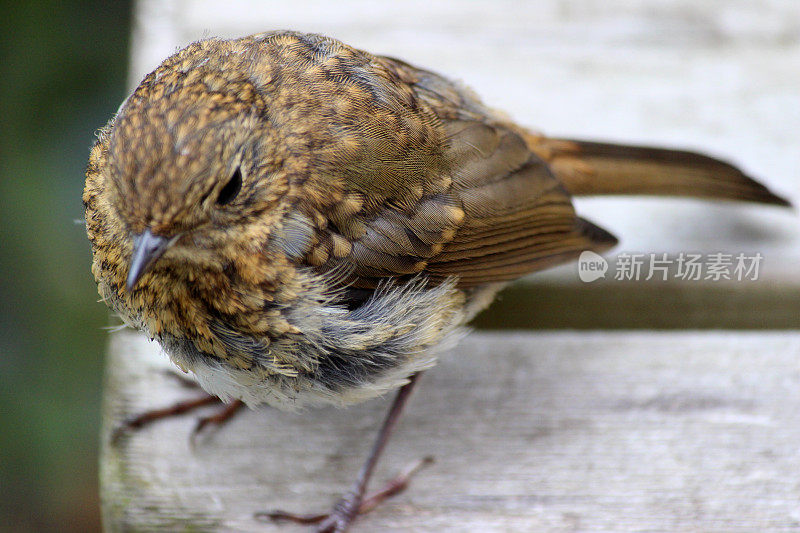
[101,2,800,531]
[103,330,800,532]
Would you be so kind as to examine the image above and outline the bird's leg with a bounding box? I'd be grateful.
[260,372,427,532]
[111,372,245,442]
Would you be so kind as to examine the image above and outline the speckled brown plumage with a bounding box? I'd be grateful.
[85,29,788,404]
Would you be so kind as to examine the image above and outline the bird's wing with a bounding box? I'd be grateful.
[421,117,617,286]
[284,57,616,288]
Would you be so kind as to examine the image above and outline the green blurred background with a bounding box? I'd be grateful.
[1,2,132,531]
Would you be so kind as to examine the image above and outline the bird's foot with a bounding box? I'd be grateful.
[111,372,245,443]
[258,456,433,532]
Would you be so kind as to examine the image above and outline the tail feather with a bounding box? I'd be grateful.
[541,139,791,207]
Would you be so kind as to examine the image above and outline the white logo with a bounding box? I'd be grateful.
[578,250,608,282]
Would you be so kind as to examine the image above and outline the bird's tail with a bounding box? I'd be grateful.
[530,138,790,207]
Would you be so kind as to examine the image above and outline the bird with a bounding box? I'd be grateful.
[83,30,789,532]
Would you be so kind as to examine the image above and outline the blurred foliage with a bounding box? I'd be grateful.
[0,2,131,531]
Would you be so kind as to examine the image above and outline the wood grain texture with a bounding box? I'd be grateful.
[102,330,800,532]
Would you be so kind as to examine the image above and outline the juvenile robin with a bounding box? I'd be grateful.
[84,30,789,532]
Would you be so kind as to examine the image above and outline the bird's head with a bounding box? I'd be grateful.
[101,64,289,291]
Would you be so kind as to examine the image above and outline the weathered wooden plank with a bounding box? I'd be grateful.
[101,330,800,532]
[472,281,800,330]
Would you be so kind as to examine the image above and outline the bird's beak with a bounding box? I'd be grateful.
[126,229,171,290]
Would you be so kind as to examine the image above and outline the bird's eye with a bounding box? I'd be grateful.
[216,166,242,206]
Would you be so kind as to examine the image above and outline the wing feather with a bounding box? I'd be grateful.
[299,57,617,288]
